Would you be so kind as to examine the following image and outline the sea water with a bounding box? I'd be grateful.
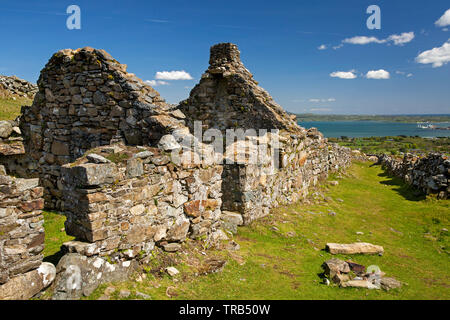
[298,121,450,138]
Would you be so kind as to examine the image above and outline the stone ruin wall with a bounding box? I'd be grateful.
[0,165,56,299]
[221,129,351,224]
[1,43,355,299]
[378,153,449,199]
[0,119,39,179]
[60,144,224,260]
[180,43,352,224]
[20,47,186,210]
[0,75,38,98]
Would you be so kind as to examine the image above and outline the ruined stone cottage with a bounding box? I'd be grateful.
[1,43,352,299]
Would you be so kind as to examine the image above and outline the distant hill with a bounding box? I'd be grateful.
[295,113,450,123]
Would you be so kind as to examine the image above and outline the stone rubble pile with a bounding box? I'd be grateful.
[0,75,38,98]
[322,258,401,291]
[378,153,449,199]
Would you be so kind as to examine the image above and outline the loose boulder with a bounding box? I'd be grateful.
[326,242,384,255]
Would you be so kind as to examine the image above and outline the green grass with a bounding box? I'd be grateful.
[44,162,449,300]
[329,136,450,155]
[42,211,74,266]
[0,96,32,120]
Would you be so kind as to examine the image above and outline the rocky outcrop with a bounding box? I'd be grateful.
[378,153,449,199]
[51,253,136,300]
[0,75,37,99]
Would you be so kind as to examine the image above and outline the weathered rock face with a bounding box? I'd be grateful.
[179,43,301,133]
[20,47,186,209]
[378,153,449,199]
[0,75,38,98]
[0,262,55,300]
[51,253,136,300]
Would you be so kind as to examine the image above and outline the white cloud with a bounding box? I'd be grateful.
[330,70,357,79]
[343,36,385,45]
[145,80,169,86]
[366,69,390,79]
[396,71,413,78]
[435,9,450,27]
[387,32,415,45]
[318,44,327,50]
[341,32,414,47]
[415,39,450,67]
[155,70,193,80]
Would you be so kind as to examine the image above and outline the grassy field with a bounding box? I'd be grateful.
[42,162,450,300]
[42,211,74,266]
[329,136,450,155]
[0,96,32,120]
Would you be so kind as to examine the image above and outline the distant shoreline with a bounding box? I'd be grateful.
[295,114,450,124]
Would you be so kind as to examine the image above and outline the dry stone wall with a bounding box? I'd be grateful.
[0,119,38,179]
[20,47,186,209]
[60,144,223,260]
[179,43,352,223]
[378,153,449,199]
[0,164,55,299]
[0,75,37,98]
[179,43,300,133]
[222,129,351,224]
[1,43,357,299]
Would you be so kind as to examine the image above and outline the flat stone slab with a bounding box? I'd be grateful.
[326,242,384,255]
[340,280,380,290]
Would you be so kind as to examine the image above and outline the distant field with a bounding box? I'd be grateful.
[329,136,450,155]
[0,96,32,120]
[296,113,450,124]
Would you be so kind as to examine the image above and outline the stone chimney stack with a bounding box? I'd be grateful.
[208,43,241,68]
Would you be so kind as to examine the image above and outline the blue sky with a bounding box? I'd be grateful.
[0,0,449,115]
